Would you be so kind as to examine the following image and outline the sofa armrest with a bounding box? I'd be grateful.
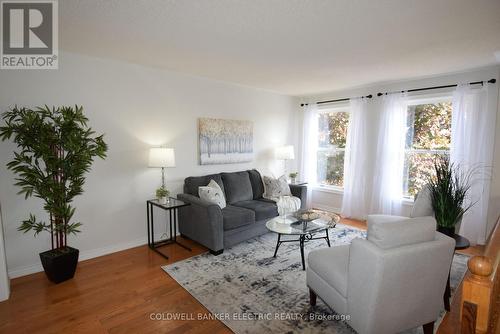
[177,193,224,252]
[178,193,218,209]
[289,184,307,209]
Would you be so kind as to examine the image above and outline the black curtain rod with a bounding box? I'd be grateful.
[300,94,372,107]
[377,78,496,97]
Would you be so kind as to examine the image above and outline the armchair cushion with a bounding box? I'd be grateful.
[221,205,255,230]
[221,171,253,204]
[411,185,434,218]
[308,245,350,297]
[232,199,278,221]
[367,214,408,225]
[367,216,436,249]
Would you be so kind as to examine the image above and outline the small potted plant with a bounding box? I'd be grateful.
[427,156,475,237]
[289,172,299,184]
[156,186,169,204]
[0,105,107,283]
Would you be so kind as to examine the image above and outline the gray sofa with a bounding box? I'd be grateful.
[177,169,307,255]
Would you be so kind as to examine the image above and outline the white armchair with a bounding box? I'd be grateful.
[306,215,456,334]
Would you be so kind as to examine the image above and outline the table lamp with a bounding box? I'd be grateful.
[275,145,295,178]
[275,145,295,161]
[148,147,176,188]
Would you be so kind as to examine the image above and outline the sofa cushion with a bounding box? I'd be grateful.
[247,169,264,199]
[308,245,350,297]
[221,171,253,204]
[184,174,224,197]
[232,199,278,221]
[367,216,437,249]
[222,205,255,230]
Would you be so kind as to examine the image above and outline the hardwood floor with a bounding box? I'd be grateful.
[0,238,232,334]
[0,218,480,333]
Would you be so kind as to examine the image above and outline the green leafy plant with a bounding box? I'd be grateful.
[427,156,474,229]
[156,186,169,199]
[0,106,107,250]
[289,172,298,179]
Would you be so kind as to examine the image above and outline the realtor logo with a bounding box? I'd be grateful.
[1,0,58,69]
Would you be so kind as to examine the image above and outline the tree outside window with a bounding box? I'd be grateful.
[317,110,349,187]
[314,100,451,196]
[404,101,452,197]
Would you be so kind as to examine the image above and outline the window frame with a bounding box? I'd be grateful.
[402,93,453,199]
[315,103,350,191]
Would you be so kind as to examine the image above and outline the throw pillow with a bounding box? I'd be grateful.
[198,179,226,209]
[263,175,291,199]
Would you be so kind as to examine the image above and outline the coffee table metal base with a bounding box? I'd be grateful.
[273,229,331,270]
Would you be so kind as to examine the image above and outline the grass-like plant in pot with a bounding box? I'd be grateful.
[0,106,107,283]
[427,156,474,237]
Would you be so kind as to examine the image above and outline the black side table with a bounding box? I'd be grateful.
[444,233,470,311]
[146,198,191,259]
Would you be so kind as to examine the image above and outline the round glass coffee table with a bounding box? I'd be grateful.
[266,210,340,270]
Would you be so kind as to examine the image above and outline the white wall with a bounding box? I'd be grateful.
[298,66,500,242]
[0,204,10,300]
[0,52,298,277]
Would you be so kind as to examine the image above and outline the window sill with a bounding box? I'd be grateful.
[402,197,415,206]
[311,186,415,205]
[312,185,344,195]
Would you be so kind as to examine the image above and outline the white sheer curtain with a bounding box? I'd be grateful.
[341,98,369,219]
[370,93,407,214]
[300,103,318,208]
[451,84,495,245]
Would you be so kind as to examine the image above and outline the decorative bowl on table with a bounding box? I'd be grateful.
[293,209,320,222]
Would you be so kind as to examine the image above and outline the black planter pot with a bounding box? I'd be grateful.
[437,226,455,237]
[39,247,79,284]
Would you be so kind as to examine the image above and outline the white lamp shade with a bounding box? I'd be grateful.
[275,145,295,160]
[148,148,176,168]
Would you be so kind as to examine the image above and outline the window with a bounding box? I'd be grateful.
[403,98,452,198]
[317,108,349,187]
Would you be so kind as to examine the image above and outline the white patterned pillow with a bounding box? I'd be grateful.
[263,175,291,199]
[198,179,226,209]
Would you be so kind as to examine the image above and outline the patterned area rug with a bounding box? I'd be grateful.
[162,224,469,334]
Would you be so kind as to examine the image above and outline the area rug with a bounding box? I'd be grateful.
[162,224,469,334]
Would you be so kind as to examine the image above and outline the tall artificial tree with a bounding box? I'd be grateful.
[0,106,107,250]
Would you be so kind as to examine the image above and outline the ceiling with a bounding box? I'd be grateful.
[60,0,500,96]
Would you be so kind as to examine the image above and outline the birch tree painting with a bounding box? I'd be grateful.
[199,118,253,165]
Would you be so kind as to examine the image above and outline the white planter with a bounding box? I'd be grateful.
[158,197,168,204]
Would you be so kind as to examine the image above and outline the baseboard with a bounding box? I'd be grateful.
[8,235,155,278]
[8,263,43,279]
